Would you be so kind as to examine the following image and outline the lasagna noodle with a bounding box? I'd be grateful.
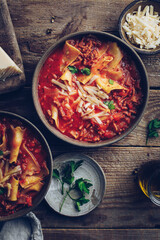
[10,126,25,163]
[60,68,72,86]
[22,143,40,172]
[23,181,43,193]
[97,42,109,58]
[51,105,59,128]
[0,126,7,151]
[107,42,123,69]
[61,41,81,71]
[106,67,123,81]
[20,175,43,189]
[96,75,126,94]
[9,176,19,201]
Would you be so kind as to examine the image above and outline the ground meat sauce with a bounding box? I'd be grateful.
[38,36,142,142]
[0,117,49,216]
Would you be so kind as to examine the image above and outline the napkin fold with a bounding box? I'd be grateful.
[0,212,43,240]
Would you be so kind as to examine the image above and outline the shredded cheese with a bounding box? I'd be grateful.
[123,5,160,49]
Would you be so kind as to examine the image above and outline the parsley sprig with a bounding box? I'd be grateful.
[68,66,78,74]
[146,118,160,144]
[53,160,93,212]
[109,79,114,85]
[104,100,115,110]
[81,68,91,76]
[68,66,91,76]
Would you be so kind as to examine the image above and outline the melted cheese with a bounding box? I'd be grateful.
[0,47,22,80]
[123,5,160,49]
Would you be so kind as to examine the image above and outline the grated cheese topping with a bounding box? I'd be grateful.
[54,75,110,124]
[123,5,160,49]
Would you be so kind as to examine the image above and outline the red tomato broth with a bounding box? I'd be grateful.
[38,36,142,143]
[0,117,49,216]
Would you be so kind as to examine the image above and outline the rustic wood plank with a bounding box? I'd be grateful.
[43,229,160,240]
[0,88,159,147]
[0,0,159,88]
[33,146,160,228]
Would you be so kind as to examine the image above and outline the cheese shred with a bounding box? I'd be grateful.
[123,5,160,49]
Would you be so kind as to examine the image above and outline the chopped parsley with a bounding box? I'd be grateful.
[81,68,91,76]
[109,79,114,85]
[146,118,160,144]
[104,100,115,110]
[68,66,79,74]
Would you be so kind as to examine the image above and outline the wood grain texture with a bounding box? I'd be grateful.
[0,0,25,94]
[0,1,160,238]
[0,0,159,88]
[43,229,160,240]
[32,147,160,229]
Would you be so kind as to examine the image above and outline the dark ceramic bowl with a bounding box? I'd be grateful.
[118,0,160,54]
[0,111,53,221]
[32,31,149,147]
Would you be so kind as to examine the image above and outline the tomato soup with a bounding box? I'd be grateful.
[38,36,142,142]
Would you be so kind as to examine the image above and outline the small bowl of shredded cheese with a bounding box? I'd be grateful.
[118,0,160,54]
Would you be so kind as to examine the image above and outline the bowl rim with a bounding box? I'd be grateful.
[118,0,160,54]
[0,110,53,221]
[32,30,149,147]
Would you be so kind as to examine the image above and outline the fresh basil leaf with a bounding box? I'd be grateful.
[81,68,91,76]
[109,79,114,85]
[0,150,3,156]
[68,66,78,74]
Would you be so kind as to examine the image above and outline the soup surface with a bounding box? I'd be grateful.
[38,36,142,142]
[0,117,49,216]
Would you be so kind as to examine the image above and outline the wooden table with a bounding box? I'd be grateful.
[0,0,160,239]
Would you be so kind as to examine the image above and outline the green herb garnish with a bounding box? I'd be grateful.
[146,119,160,144]
[104,100,115,110]
[81,68,91,76]
[109,79,114,85]
[60,178,92,212]
[52,160,92,212]
[68,66,79,74]
[53,169,64,194]
[0,150,3,156]
[0,187,4,195]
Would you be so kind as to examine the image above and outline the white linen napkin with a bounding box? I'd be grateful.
[0,212,43,240]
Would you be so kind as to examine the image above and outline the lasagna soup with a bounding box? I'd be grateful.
[0,117,49,215]
[38,36,142,142]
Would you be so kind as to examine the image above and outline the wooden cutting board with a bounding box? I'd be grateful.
[0,0,25,94]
